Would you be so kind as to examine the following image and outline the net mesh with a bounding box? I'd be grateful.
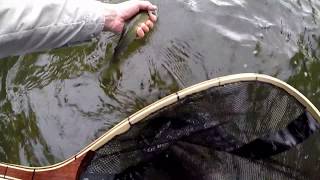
[79,81,320,180]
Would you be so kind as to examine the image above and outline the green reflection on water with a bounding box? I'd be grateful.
[0,26,180,166]
[0,40,110,166]
[0,57,57,166]
[288,33,320,108]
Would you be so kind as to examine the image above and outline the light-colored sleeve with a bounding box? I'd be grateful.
[0,0,106,58]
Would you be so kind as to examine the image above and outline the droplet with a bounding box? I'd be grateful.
[253,50,258,55]
[140,82,144,90]
[243,64,248,68]
[304,72,308,77]
[256,33,264,39]
[285,34,291,42]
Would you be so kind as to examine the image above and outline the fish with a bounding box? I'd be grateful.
[112,10,157,61]
[99,10,157,94]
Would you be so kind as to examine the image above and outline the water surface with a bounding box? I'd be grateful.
[0,0,320,166]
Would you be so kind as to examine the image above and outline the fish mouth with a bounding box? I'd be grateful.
[151,9,158,16]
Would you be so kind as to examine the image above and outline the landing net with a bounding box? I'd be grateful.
[79,75,320,180]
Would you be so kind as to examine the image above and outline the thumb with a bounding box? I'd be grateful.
[135,0,157,11]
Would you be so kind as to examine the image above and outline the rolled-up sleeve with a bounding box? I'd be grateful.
[0,0,106,58]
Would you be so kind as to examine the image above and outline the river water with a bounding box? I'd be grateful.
[0,0,319,166]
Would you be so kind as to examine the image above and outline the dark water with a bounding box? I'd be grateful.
[0,0,319,166]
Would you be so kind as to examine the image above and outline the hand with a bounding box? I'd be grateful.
[103,0,157,38]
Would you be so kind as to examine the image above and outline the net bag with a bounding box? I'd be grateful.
[78,74,320,180]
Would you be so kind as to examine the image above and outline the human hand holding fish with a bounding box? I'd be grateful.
[103,0,158,39]
[98,0,158,85]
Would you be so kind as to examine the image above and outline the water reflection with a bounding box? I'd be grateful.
[0,57,57,166]
[0,0,319,166]
[288,31,320,108]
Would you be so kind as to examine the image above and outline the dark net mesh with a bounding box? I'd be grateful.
[79,81,320,180]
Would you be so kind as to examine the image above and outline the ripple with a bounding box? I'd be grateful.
[177,0,201,12]
[207,22,257,42]
[238,15,275,29]
[210,0,246,7]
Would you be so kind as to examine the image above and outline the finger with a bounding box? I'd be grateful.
[136,27,145,38]
[148,11,157,22]
[145,20,154,29]
[140,23,150,33]
[137,1,157,11]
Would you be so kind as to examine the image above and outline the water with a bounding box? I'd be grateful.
[0,0,320,166]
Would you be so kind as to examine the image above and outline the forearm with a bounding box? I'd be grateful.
[0,0,107,58]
